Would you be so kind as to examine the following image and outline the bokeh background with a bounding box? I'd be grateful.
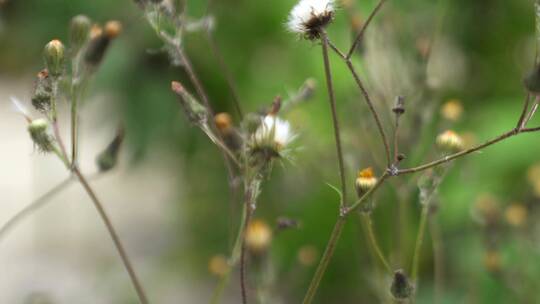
[1,0,540,303]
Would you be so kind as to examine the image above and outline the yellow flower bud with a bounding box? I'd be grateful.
[245,219,272,254]
[436,130,464,152]
[43,39,65,77]
[355,167,377,197]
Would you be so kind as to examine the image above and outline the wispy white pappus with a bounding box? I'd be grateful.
[252,115,296,155]
[287,0,335,40]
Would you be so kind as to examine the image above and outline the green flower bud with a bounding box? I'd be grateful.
[171,81,208,125]
[43,39,65,77]
[28,118,55,152]
[96,127,125,172]
[70,15,92,52]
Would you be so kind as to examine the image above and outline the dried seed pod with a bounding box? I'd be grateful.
[31,69,53,113]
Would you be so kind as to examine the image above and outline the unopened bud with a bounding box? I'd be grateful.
[96,127,125,172]
[31,69,53,113]
[390,270,414,300]
[171,81,208,125]
[208,254,229,277]
[436,130,464,152]
[44,40,65,77]
[70,15,92,52]
[245,219,272,255]
[84,22,121,67]
[104,21,122,39]
[355,167,377,197]
[28,118,55,152]
[392,96,406,115]
[440,99,463,121]
[214,113,233,133]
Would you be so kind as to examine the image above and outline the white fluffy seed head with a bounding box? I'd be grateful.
[252,115,295,154]
[287,0,335,40]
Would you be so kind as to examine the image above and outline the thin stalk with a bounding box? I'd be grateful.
[429,215,444,304]
[302,173,388,304]
[70,85,79,166]
[360,212,392,273]
[50,79,70,163]
[321,31,348,208]
[347,0,387,59]
[73,167,149,304]
[517,94,531,129]
[301,216,346,304]
[0,177,73,242]
[240,202,254,304]
[410,205,428,283]
[209,200,248,304]
[328,40,392,167]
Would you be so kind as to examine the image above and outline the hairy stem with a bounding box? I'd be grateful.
[321,31,348,208]
[73,167,149,304]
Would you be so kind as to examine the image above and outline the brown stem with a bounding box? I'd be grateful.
[73,167,149,304]
[321,31,348,208]
[517,94,531,128]
[347,0,387,59]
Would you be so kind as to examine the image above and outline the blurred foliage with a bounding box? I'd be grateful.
[2,0,540,303]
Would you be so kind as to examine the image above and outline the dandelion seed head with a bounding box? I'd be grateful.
[287,0,335,40]
[252,115,295,154]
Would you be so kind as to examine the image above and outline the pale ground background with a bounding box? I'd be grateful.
[0,76,222,303]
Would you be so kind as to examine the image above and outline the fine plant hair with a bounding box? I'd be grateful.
[3,0,540,303]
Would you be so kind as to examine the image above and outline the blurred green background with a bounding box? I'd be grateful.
[1,0,540,303]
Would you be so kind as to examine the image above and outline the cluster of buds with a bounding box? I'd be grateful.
[436,130,464,152]
[287,0,335,40]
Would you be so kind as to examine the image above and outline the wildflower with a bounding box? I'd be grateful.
[436,130,464,152]
[504,203,527,228]
[43,39,65,77]
[287,0,335,40]
[440,99,463,121]
[355,167,377,197]
[245,219,272,254]
[251,114,295,157]
[298,245,318,266]
[208,254,229,277]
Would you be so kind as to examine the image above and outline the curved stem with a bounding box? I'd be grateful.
[0,177,73,242]
[347,0,387,59]
[321,31,348,208]
[73,167,149,304]
[360,212,392,273]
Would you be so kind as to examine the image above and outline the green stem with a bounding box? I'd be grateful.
[360,212,392,273]
[302,216,346,304]
[411,205,428,283]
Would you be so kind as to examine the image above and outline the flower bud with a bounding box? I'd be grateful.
[28,118,55,152]
[31,69,53,113]
[245,219,272,255]
[214,112,233,133]
[70,15,92,52]
[96,127,125,172]
[43,39,65,77]
[208,254,229,277]
[171,81,208,125]
[436,130,464,152]
[390,269,413,300]
[355,167,377,198]
[440,99,463,121]
[84,21,121,67]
